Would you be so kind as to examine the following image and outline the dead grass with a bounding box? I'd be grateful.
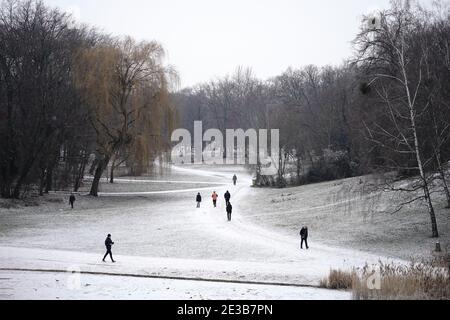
[319,269,356,290]
[321,257,450,300]
[354,259,449,300]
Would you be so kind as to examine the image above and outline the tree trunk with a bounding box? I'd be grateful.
[296,154,301,185]
[90,156,110,197]
[277,152,286,188]
[110,156,117,184]
[401,54,439,238]
[437,159,450,209]
[39,168,46,196]
[443,174,450,209]
[412,122,439,237]
[430,101,450,209]
[74,155,87,192]
[423,181,439,238]
[409,115,439,237]
[110,165,115,184]
[1,86,15,199]
[44,164,55,194]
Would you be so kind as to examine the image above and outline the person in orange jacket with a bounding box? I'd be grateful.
[212,191,218,207]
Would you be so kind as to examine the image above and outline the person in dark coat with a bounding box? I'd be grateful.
[102,234,116,263]
[69,193,76,209]
[232,175,237,186]
[224,191,231,206]
[300,226,309,250]
[226,202,233,222]
[196,193,202,208]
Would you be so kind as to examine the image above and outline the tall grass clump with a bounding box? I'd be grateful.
[319,269,356,290]
[353,258,449,300]
[320,256,449,300]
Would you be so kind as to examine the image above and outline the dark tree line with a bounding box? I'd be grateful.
[0,0,177,198]
[0,0,94,198]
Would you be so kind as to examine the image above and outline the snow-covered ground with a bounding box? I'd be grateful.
[0,270,350,300]
[240,176,450,260]
[1,164,441,300]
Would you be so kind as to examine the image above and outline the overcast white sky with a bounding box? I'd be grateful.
[43,0,432,88]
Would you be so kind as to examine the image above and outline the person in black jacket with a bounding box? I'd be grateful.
[102,234,116,263]
[69,193,76,209]
[196,193,202,208]
[224,191,231,206]
[300,227,309,250]
[226,202,233,221]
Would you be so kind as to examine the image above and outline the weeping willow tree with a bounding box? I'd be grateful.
[124,78,179,178]
[74,37,178,196]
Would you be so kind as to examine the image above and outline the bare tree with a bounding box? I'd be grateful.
[354,0,441,237]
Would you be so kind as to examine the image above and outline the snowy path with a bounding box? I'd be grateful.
[97,186,226,196]
[0,165,401,299]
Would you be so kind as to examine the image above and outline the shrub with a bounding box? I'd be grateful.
[306,149,355,184]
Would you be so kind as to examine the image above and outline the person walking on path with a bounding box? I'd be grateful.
[224,191,231,206]
[102,234,116,263]
[300,226,309,250]
[196,193,202,208]
[232,175,237,186]
[212,191,218,208]
[226,202,233,222]
[69,193,76,209]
